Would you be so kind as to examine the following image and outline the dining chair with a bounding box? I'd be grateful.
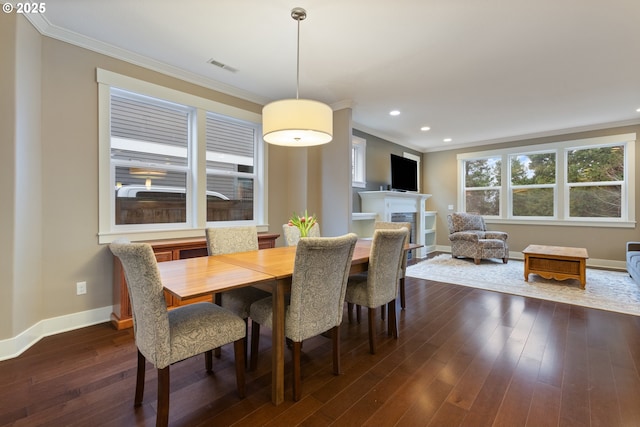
[345,228,408,354]
[374,221,411,311]
[248,233,358,401]
[109,241,246,427]
[282,222,321,246]
[205,226,271,364]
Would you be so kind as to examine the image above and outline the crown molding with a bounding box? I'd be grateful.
[23,13,270,106]
[422,118,640,153]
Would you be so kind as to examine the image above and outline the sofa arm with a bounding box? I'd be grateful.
[449,231,481,242]
[627,242,640,252]
[485,231,508,241]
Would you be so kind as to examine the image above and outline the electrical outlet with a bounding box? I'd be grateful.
[76,281,87,295]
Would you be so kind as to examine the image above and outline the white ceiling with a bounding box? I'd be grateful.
[23,0,640,152]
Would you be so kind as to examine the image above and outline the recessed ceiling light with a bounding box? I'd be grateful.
[389,110,401,116]
[444,138,452,142]
[420,126,431,131]
[636,107,640,112]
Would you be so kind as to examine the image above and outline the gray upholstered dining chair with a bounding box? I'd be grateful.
[374,221,411,310]
[248,233,358,401]
[205,226,271,363]
[345,228,408,354]
[109,241,246,427]
[282,222,321,246]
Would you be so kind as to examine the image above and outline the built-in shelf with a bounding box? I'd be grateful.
[424,211,437,253]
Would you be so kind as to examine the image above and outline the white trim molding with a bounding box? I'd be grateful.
[0,306,112,361]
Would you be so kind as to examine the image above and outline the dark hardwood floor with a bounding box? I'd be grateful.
[2,275,640,427]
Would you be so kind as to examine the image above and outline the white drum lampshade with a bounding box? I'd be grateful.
[262,98,333,146]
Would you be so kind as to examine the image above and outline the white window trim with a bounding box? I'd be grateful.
[403,152,421,193]
[352,135,367,188]
[457,133,636,228]
[97,69,267,243]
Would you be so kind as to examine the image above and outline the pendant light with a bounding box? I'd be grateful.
[262,7,333,147]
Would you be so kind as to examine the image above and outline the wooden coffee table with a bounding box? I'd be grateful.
[522,244,589,289]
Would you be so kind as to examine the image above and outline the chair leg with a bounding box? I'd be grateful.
[388,300,398,339]
[503,257,508,264]
[400,277,406,309]
[347,302,354,323]
[292,341,302,401]
[243,319,249,368]
[356,305,362,323]
[205,350,213,373]
[249,321,260,371]
[332,325,341,375]
[214,293,222,358]
[135,349,145,407]
[156,366,170,427]
[474,258,480,265]
[368,307,377,354]
[233,339,246,398]
[381,305,386,320]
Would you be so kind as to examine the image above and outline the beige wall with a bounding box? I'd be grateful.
[1,11,18,336]
[423,125,640,262]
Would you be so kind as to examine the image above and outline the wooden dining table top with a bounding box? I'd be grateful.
[158,238,420,301]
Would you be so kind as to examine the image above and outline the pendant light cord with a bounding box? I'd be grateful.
[296,13,301,100]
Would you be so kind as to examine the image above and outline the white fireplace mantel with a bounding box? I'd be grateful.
[357,191,432,257]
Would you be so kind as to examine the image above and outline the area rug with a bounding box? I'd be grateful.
[406,254,640,316]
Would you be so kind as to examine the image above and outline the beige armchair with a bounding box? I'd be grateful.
[447,212,509,265]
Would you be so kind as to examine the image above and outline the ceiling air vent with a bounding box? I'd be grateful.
[207,59,238,73]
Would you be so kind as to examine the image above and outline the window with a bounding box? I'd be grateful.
[463,156,502,216]
[352,135,366,188]
[457,133,635,226]
[205,113,258,221]
[111,89,193,226]
[509,151,556,217]
[97,69,265,243]
[566,145,624,218]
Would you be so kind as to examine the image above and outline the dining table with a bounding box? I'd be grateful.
[157,238,420,405]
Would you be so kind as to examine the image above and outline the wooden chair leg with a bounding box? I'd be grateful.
[400,277,406,309]
[134,349,145,407]
[292,341,302,401]
[205,349,213,373]
[388,300,398,339]
[332,325,341,375]
[214,294,222,358]
[243,319,249,368]
[233,339,246,398]
[368,307,377,354]
[356,305,362,323]
[156,366,170,427]
[347,302,354,323]
[381,304,386,320]
[249,321,260,371]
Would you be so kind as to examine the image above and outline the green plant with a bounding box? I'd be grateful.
[288,210,317,237]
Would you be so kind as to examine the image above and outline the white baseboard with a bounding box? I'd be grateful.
[0,306,112,361]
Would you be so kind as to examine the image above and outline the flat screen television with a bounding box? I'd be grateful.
[390,154,418,192]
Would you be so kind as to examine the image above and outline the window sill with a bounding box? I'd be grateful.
[484,218,636,228]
